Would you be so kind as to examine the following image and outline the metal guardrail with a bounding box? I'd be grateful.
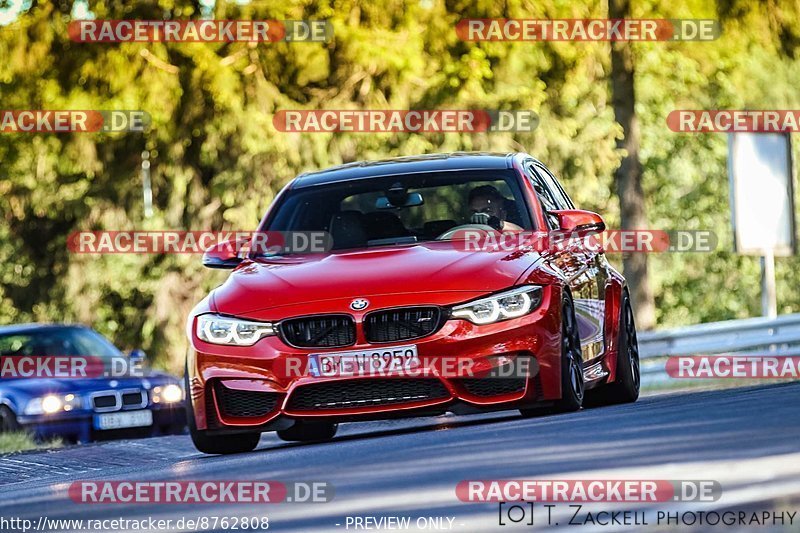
[638,312,800,359]
[636,313,800,386]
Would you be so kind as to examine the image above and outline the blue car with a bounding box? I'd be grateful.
[0,324,186,443]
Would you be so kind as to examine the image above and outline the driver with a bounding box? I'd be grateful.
[468,185,523,231]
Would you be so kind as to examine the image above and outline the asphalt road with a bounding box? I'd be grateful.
[1,383,800,532]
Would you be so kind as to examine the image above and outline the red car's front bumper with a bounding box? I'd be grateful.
[187,286,563,433]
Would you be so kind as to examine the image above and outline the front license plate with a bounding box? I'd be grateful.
[309,345,420,377]
[94,410,153,430]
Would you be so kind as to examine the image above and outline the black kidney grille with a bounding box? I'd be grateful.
[457,376,527,397]
[287,378,449,411]
[121,391,145,407]
[93,394,117,409]
[281,315,355,348]
[365,307,441,343]
[214,382,279,418]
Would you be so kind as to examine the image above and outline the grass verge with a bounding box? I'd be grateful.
[0,432,63,454]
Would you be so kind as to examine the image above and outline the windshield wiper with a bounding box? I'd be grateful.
[366,236,419,247]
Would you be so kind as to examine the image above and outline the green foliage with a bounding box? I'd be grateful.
[1,0,800,370]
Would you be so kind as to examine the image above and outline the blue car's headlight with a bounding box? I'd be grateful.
[451,286,543,325]
[24,393,82,415]
[196,314,275,346]
[152,384,183,404]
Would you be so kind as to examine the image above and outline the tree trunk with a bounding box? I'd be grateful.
[609,0,656,330]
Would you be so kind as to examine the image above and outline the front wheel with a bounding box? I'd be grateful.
[0,406,20,433]
[585,289,640,407]
[521,293,584,416]
[185,364,260,455]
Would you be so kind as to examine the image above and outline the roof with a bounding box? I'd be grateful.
[292,152,528,188]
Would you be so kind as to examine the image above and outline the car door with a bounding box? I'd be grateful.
[525,162,607,362]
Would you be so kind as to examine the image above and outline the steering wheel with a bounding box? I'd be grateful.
[436,224,497,240]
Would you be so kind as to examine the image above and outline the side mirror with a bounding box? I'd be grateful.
[551,210,605,234]
[128,349,146,362]
[202,239,246,269]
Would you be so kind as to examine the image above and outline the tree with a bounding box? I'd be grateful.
[608,0,656,329]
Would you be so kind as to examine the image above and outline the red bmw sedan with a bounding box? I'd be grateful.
[185,153,640,454]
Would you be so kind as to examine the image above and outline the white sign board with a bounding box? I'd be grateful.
[728,132,795,256]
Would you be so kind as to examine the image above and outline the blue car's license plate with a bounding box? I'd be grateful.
[93,409,153,430]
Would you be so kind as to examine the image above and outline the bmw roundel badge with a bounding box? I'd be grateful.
[350,298,369,311]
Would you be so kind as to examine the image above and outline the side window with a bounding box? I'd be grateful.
[535,164,574,209]
[525,163,560,229]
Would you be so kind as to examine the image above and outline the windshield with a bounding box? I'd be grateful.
[0,327,123,359]
[266,170,532,251]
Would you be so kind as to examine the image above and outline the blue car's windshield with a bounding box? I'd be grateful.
[0,327,122,359]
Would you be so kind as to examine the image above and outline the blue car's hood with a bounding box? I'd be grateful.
[0,370,178,397]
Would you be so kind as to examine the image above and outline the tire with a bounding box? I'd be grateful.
[277,421,338,442]
[521,292,584,416]
[184,363,260,455]
[0,405,20,433]
[585,289,640,407]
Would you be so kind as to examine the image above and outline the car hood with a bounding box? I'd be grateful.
[211,241,541,315]
[0,371,177,398]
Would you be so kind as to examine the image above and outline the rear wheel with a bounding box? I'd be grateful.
[0,406,20,433]
[585,289,640,407]
[184,364,261,455]
[521,293,584,416]
[277,421,338,442]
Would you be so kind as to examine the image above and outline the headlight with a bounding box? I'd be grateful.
[152,384,183,404]
[41,395,62,413]
[196,314,275,346]
[451,286,543,325]
[25,393,82,415]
